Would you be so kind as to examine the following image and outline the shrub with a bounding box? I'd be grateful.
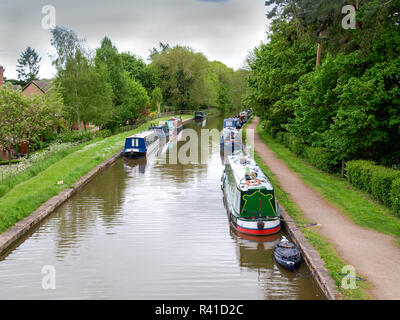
[347,160,400,207]
[276,131,286,144]
[285,134,305,157]
[370,168,400,207]
[304,146,337,173]
[390,178,400,217]
[346,160,376,193]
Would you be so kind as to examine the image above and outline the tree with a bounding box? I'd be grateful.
[50,26,84,71]
[95,37,129,107]
[16,47,41,85]
[57,50,113,130]
[51,28,114,130]
[0,84,62,163]
[150,87,163,113]
[151,46,211,110]
[119,76,150,123]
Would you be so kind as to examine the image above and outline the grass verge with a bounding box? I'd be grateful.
[0,115,192,234]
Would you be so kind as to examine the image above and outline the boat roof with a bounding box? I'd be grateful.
[227,153,274,191]
[127,130,157,139]
[224,118,239,122]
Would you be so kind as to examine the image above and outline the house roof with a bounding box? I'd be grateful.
[22,80,50,93]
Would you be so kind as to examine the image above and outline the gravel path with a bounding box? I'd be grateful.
[248,117,400,300]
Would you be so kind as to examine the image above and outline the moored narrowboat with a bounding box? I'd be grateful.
[222,153,281,236]
[194,111,207,120]
[161,117,183,133]
[223,118,242,130]
[123,130,159,158]
[220,128,243,155]
[149,123,170,141]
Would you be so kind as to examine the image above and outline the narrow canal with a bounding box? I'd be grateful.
[0,114,323,299]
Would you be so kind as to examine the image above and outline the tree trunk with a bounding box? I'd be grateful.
[316,32,323,67]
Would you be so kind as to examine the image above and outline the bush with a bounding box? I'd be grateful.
[94,129,112,139]
[285,134,305,157]
[276,131,286,144]
[390,178,400,217]
[347,160,400,207]
[0,159,21,166]
[346,160,376,193]
[304,146,337,173]
[370,168,400,207]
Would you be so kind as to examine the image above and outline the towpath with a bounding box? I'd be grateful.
[247,117,400,300]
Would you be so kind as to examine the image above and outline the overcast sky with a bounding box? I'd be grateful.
[0,0,268,80]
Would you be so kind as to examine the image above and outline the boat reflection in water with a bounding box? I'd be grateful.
[123,156,148,174]
[195,118,207,128]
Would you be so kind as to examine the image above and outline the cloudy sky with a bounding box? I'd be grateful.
[0,0,268,80]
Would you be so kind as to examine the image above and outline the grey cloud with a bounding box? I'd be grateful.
[0,0,267,79]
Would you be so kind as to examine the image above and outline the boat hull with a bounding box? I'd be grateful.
[274,241,302,270]
[222,184,281,237]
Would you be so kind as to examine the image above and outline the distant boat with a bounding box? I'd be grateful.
[160,117,183,134]
[123,130,159,158]
[194,111,207,120]
[149,123,170,141]
[274,237,302,270]
[220,128,243,155]
[223,118,242,130]
[222,152,281,236]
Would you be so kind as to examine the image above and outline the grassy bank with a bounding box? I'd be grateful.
[256,125,400,245]
[0,115,192,234]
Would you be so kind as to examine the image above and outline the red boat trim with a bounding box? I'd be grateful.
[236,224,281,236]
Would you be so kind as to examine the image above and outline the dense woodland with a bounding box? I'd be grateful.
[246,0,400,167]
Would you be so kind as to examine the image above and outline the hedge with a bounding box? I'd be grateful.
[346,160,376,193]
[304,146,337,173]
[274,130,338,173]
[391,178,400,216]
[347,160,400,212]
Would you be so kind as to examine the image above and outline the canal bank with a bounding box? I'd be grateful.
[0,113,322,299]
[0,116,194,256]
[247,117,400,300]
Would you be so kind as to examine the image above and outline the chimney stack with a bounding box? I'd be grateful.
[0,65,4,87]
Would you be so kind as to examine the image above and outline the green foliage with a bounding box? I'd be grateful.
[245,20,316,134]
[347,160,400,207]
[250,2,400,166]
[95,37,129,107]
[0,84,63,162]
[346,161,376,193]
[16,46,41,85]
[391,179,400,217]
[150,87,163,112]
[303,146,338,173]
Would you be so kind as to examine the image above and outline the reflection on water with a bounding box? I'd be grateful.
[0,114,323,300]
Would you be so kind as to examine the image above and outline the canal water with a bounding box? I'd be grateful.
[0,114,323,299]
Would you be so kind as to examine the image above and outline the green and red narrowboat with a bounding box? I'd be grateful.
[221,153,281,236]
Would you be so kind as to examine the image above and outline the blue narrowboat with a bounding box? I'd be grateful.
[123,131,159,158]
[223,118,242,130]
